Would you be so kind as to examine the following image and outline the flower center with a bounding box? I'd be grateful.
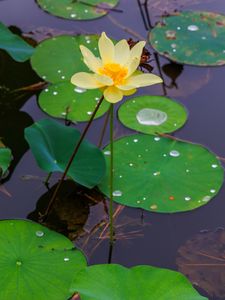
[99,63,128,85]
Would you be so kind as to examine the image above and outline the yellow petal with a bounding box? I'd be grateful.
[114,39,130,65]
[126,57,140,77]
[71,72,112,89]
[103,86,123,103]
[80,45,102,72]
[98,32,115,64]
[122,88,137,96]
[130,41,146,61]
[126,73,163,88]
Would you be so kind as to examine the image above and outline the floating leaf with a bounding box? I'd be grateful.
[37,0,119,20]
[0,144,12,177]
[25,119,106,188]
[177,228,225,299]
[149,11,225,66]
[71,264,207,299]
[118,95,187,135]
[98,134,224,213]
[31,35,99,83]
[0,22,34,62]
[0,219,86,300]
[39,82,110,122]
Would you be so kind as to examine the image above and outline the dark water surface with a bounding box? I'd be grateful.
[1,1,225,299]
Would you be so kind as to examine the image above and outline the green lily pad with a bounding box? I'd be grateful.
[31,35,99,83]
[71,264,207,299]
[0,22,34,62]
[25,119,106,188]
[37,0,119,20]
[98,134,224,213]
[118,95,187,135]
[149,11,225,66]
[0,219,86,300]
[39,82,110,122]
[0,143,12,177]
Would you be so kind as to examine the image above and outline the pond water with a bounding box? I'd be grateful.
[1,1,225,299]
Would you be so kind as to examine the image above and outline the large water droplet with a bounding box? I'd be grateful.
[136,108,167,126]
[16,261,22,266]
[185,196,191,201]
[64,257,70,262]
[187,25,199,31]
[36,231,44,237]
[104,151,111,156]
[169,150,180,157]
[113,190,122,197]
[202,195,211,202]
[74,87,86,93]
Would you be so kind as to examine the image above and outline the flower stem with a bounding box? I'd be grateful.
[41,95,104,221]
[109,104,114,247]
[98,107,111,148]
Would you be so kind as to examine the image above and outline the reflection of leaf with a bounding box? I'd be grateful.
[0,22,34,62]
[28,181,104,240]
[177,229,225,299]
[0,184,11,197]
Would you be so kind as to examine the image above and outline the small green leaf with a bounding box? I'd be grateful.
[71,264,207,300]
[118,95,187,134]
[39,82,110,122]
[149,11,225,66]
[0,144,12,177]
[0,219,86,300]
[0,22,34,62]
[37,0,119,20]
[25,119,106,188]
[98,134,224,213]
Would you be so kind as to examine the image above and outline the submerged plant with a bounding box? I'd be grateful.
[71,32,162,102]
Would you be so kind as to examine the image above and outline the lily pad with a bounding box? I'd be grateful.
[98,134,224,213]
[39,82,110,122]
[31,35,99,83]
[0,143,12,177]
[118,95,187,134]
[0,22,34,62]
[24,119,106,188]
[71,264,207,299]
[37,0,119,20]
[149,11,225,66]
[0,219,86,300]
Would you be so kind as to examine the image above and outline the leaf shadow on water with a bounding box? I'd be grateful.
[177,227,225,299]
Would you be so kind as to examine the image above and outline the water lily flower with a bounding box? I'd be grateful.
[71,32,163,103]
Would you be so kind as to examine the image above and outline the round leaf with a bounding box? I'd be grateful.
[0,144,12,176]
[31,35,99,83]
[39,82,110,122]
[37,0,119,20]
[118,95,187,134]
[149,11,225,66]
[0,219,86,300]
[71,264,207,299]
[25,119,106,188]
[98,134,224,213]
[0,22,34,62]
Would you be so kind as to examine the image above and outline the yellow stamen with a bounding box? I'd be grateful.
[99,63,128,85]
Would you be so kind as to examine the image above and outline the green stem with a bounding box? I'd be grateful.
[44,172,52,187]
[41,95,104,221]
[109,104,114,246]
[98,107,111,148]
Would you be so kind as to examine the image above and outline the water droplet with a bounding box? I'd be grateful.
[171,43,176,48]
[185,196,191,201]
[163,154,167,157]
[153,171,160,176]
[42,75,46,79]
[86,40,91,44]
[143,197,146,201]
[172,49,176,52]
[53,91,58,95]
[113,190,122,197]
[36,231,44,237]
[44,88,49,92]
[74,87,86,93]
[138,154,142,158]
[154,137,160,141]
[177,26,181,30]
[84,9,88,13]
[119,175,123,178]
[71,13,77,18]
[212,164,218,168]
[61,112,67,116]
[137,200,141,204]
[57,70,62,73]
[210,189,216,193]
[61,76,65,79]
[104,151,111,156]
[54,160,57,164]
[186,169,190,173]
[129,163,133,167]
[150,204,158,210]
[202,196,211,202]
[64,257,70,262]
[169,150,180,157]
[136,108,167,126]
[201,36,206,40]
[187,25,199,31]
[16,261,22,266]
[133,139,138,143]
[95,97,100,101]
[87,111,93,115]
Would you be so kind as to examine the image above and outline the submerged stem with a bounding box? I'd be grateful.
[41,95,104,220]
[109,104,114,248]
